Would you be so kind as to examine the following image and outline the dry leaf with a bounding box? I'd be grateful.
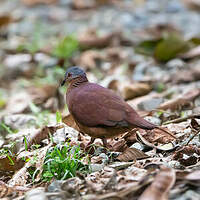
[26,125,59,148]
[72,0,96,9]
[0,15,12,27]
[62,114,80,131]
[0,155,24,172]
[78,30,119,49]
[139,166,175,200]
[28,85,57,105]
[117,147,149,162]
[8,161,31,186]
[159,88,200,111]
[181,45,200,59]
[136,131,175,152]
[78,50,102,69]
[121,83,152,100]
[191,118,200,130]
[21,0,57,6]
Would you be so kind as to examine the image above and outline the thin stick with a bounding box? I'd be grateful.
[155,127,177,139]
[163,113,200,125]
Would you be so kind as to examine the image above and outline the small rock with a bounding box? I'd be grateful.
[3,114,36,129]
[48,180,64,192]
[138,98,163,111]
[144,116,161,126]
[90,163,104,172]
[25,188,47,200]
[166,58,185,69]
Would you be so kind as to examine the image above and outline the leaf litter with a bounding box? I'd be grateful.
[1,0,200,199]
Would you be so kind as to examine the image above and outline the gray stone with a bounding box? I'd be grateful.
[138,98,164,111]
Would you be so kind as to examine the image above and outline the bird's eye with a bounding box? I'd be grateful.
[67,73,72,77]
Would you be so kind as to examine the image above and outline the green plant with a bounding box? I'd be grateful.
[0,148,14,165]
[42,144,89,181]
[53,35,79,60]
[0,122,18,135]
[56,110,62,123]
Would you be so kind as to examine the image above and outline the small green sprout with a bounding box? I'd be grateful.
[56,110,62,123]
[42,143,89,181]
[53,35,79,60]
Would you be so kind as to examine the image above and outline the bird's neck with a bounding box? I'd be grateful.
[70,75,88,88]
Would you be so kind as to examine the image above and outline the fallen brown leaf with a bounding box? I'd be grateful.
[159,88,200,111]
[139,166,175,200]
[62,114,80,131]
[181,45,200,59]
[117,147,149,162]
[78,30,120,49]
[78,50,102,69]
[121,83,152,100]
[0,155,24,172]
[26,125,60,148]
[21,0,57,6]
[71,0,96,9]
[0,15,12,27]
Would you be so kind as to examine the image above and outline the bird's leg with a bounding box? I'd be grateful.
[86,137,95,147]
[102,138,108,147]
[85,137,96,153]
[102,138,112,150]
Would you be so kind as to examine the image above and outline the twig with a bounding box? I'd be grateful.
[156,127,177,139]
[163,113,200,125]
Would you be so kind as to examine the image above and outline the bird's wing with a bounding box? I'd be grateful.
[70,86,131,127]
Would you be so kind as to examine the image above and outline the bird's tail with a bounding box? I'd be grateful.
[132,116,157,130]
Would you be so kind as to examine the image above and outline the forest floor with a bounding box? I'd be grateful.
[0,0,200,199]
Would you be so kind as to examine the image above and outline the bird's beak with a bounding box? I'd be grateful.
[60,77,66,86]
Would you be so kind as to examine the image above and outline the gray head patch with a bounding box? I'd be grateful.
[65,66,86,77]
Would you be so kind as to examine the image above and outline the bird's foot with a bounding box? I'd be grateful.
[102,138,112,150]
[84,138,96,154]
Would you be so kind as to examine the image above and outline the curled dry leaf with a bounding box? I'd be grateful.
[181,45,200,59]
[71,0,97,9]
[173,145,200,160]
[0,15,13,27]
[0,155,24,172]
[139,166,176,200]
[8,161,31,186]
[78,50,102,69]
[172,67,200,83]
[136,131,176,152]
[111,138,128,152]
[26,125,60,148]
[191,118,200,130]
[28,85,57,105]
[21,0,57,6]
[121,83,152,100]
[183,0,200,10]
[62,114,80,131]
[159,88,200,111]
[173,145,200,166]
[146,127,176,144]
[116,147,149,162]
[0,181,15,198]
[78,30,120,49]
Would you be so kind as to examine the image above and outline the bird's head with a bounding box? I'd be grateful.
[61,66,86,86]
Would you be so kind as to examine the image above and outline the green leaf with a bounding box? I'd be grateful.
[135,39,161,56]
[53,35,79,59]
[155,33,190,62]
[56,111,62,123]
